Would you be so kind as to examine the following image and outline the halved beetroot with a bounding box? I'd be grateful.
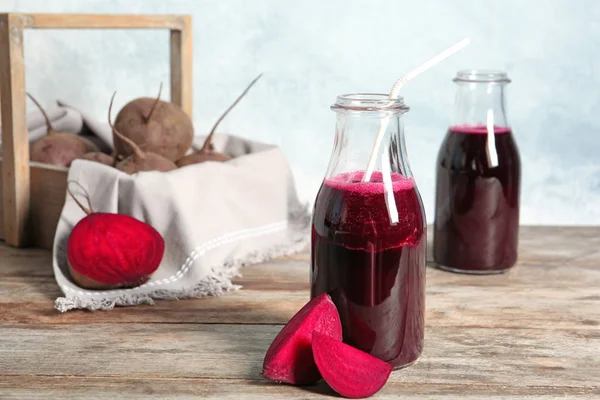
[312,330,393,398]
[262,293,342,385]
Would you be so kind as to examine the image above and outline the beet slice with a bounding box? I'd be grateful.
[312,331,393,398]
[262,293,342,385]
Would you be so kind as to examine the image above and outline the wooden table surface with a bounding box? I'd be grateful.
[0,226,599,399]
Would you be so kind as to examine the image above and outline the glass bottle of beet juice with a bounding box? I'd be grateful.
[434,70,521,274]
[311,94,427,369]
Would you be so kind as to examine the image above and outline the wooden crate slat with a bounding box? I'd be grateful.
[169,16,193,116]
[29,162,68,250]
[0,14,30,247]
[18,13,188,30]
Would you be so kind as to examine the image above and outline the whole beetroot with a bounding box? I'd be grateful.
[113,83,194,162]
[66,181,164,290]
[108,92,177,175]
[27,94,99,167]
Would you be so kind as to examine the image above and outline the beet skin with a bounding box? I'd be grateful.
[67,213,164,289]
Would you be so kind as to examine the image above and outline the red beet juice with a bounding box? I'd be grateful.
[434,125,520,273]
[311,171,426,368]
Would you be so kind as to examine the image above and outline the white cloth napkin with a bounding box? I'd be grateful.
[10,102,311,311]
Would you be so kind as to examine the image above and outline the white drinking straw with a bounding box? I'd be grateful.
[381,141,399,224]
[362,37,471,182]
[486,109,499,167]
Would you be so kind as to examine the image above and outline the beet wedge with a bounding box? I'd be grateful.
[312,331,393,398]
[262,293,342,385]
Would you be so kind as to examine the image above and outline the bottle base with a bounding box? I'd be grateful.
[391,356,420,371]
[434,264,513,275]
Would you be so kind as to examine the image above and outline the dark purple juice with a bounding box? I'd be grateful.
[434,125,520,273]
[310,171,426,368]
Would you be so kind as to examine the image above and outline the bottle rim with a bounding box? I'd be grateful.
[331,93,410,113]
[453,70,511,83]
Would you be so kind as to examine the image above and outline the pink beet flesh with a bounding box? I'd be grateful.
[262,293,342,385]
[312,331,393,399]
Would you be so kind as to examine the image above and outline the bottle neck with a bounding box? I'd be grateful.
[452,82,509,129]
[325,111,412,180]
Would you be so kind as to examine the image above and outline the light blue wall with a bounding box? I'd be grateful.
[4,0,600,225]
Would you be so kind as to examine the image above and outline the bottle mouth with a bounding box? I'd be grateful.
[332,93,409,113]
[453,70,511,84]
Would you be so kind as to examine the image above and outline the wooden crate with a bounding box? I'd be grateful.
[0,12,193,249]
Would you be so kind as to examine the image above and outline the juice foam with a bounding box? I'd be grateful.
[317,171,422,252]
[449,124,511,135]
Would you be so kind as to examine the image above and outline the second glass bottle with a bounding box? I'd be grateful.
[434,70,521,274]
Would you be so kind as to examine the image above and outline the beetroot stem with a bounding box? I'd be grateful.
[108,92,147,160]
[143,82,163,123]
[66,181,94,215]
[26,93,54,134]
[201,73,264,153]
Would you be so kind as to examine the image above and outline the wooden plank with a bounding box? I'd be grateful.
[0,218,595,267]
[425,225,600,266]
[0,227,599,327]
[0,226,598,398]
[0,323,598,389]
[0,14,30,247]
[0,264,599,329]
[29,162,68,250]
[0,241,54,276]
[289,226,600,266]
[14,13,187,30]
[5,230,596,284]
[0,288,307,324]
[0,226,596,269]
[169,15,193,117]
[0,376,598,400]
[568,250,600,267]
[516,226,600,266]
